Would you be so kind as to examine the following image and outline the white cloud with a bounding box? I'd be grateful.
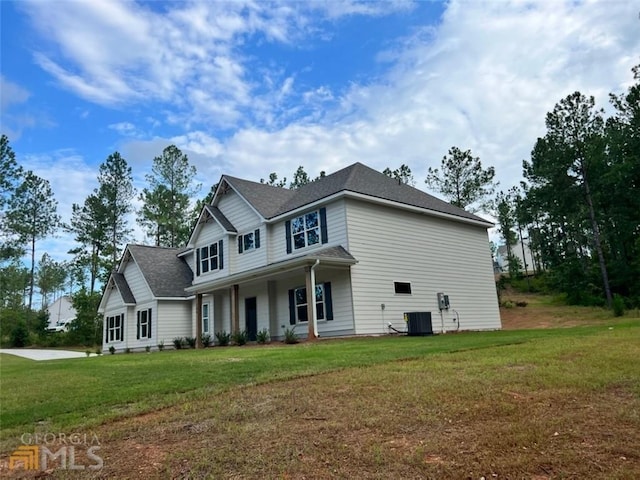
[15,0,640,266]
[214,0,640,193]
[1,76,31,110]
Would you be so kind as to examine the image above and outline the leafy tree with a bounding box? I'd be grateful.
[0,262,29,309]
[138,145,200,247]
[68,288,102,346]
[10,320,29,347]
[383,164,415,186]
[0,135,24,261]
[6,171,59,310]
[95,152,135,267]
[425,146,498,211]
[524,92,612,307]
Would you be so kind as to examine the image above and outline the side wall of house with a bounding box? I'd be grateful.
[345,199,501,335]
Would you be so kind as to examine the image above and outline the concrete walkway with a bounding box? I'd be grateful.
[0,349,98,361]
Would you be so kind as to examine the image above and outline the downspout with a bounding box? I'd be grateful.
[310,259,320,338]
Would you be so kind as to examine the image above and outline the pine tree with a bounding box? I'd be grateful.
[138,145,200,247]
[425,146,497,211]
[6,171,59,310]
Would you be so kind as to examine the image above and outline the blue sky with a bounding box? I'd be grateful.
[1,0,639,281]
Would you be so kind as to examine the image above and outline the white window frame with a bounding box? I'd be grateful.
[240,232,255,253]
[137,308,152,339]
[202,303,210,334]
[291,211,320,250]
[200,243,219,274]
[294,284,326,323]
[107,313,124,342]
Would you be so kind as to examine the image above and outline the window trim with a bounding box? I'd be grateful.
[238,229,261,254]
[285,207,327,254]
[196,239,224,276]
[289,282,333,324]
[202,302,210,334]
[106,313,124,343]
[136,308,152,340]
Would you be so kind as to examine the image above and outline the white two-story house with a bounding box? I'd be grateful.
[99,162,501,352]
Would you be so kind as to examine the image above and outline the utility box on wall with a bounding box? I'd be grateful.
[405,312,433,336]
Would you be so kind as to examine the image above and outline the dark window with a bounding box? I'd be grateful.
[106,313,124,342]
[198,242,221,274]
[394,282,412,294]
[137,308,152,339]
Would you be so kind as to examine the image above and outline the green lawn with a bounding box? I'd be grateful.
[1,319,637,456]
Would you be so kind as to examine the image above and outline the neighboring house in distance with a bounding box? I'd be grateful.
[46,295,76,331]
[99,162,501,352]
[496,239,535,275]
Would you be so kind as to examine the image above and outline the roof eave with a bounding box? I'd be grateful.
[186,253,356,294]
[266,190,493,228]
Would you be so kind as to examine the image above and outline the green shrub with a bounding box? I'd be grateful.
[85,350,91,357]
[185,336,197,348]
[215,330,230,346]
[145,345,151,353]
[109,345,116,355]
[283,327,299,344]
[515,301,528,307]
[256,328,270,344]
[157,340,165,351]
[200,333,212,347]
[10,321,29,348]
[612,294,625,317]
[125,348,131,354]
[231,330,248,346]
[173,337,185,349]
[95,347,102,355]
[500,300,515,308]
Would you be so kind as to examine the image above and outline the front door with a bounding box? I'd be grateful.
[245,297,257,341]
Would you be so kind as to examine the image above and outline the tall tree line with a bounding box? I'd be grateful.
[497,64,639,306]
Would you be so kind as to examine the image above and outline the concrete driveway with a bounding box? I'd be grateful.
[0,349,98,361]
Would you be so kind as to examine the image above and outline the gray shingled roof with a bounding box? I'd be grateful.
[205,205,237,233]
[220,175,296,218]
[112,272,136,304]
[224,162,488,224]
[310,245,357,262]
[127,245,193,298]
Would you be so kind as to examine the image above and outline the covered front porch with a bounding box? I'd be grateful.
[186,247,357,345]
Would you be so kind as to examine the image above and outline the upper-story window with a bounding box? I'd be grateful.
[197,240,224,276]
[285,207,328,253]
[238,229,261,254]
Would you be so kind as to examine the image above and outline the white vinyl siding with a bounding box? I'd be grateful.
[156,300,192,347]
[123,261,153,305]
[235,226,267,273]
[345,199,500,334]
